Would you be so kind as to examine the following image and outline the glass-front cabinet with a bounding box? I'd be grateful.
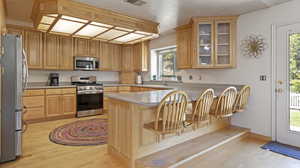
[198,22,214,66]
[192,16,237,68]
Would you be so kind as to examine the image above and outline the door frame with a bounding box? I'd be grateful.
[271,20,300,141]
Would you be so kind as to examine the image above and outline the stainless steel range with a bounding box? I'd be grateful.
[71,76,103,117]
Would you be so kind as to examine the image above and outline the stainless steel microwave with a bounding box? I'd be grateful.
[74,56,99,71]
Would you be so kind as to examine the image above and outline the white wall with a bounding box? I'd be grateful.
[145,0,300,137]
[29,70,119,83]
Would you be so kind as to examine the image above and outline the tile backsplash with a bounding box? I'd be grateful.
[28,70,119,83]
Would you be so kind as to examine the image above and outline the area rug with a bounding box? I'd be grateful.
[49,118,107,146]
[261,141,300,160]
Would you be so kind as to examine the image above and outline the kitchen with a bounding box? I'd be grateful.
[1,0,300,168]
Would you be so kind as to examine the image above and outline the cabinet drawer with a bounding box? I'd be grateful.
[23,89,44,96]
[23,107,45,121]
[104,87,118,92]
[23,96,45,108]
[46,89,62,95]
[62,88,76,94]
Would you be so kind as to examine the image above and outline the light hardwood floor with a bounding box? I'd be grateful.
[1,115,300,168]
[178,137,300,168]
[0,115,125,168]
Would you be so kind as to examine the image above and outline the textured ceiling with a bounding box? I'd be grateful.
[6,0,291,34]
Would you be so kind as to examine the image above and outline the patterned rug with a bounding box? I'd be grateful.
[49,118,107,146]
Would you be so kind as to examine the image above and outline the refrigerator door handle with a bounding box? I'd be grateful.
[22,49,29,91]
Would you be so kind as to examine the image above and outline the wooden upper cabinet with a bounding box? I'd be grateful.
[73,38,89,56]
[24,30,43,69]
[99,42,112,71]
[176,24,192,69]
[44,34,60,70]
[111,44,122,71]
[214,18,236,68]
[133,41,149,72]
[59,36,74,70]
[191,16,237,69]
[89,40,99,58]
[122,45,134,72]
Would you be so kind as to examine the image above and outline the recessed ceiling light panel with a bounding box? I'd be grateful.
[97,29,128,40]
[51,19,84,34]
[114,33,145,42]
[75,25,108,37]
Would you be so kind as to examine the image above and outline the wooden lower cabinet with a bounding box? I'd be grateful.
[45,88,77,117]
[61,94,77,115]
[23,88,76,123]
[23,89,45,122]
[23,95,45,121]
[45,95,62,117]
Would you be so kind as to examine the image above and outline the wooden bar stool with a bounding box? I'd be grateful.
[234,85,251,113]
[210,87,237,119]
[144,90,188,142]
[185,89,214,130]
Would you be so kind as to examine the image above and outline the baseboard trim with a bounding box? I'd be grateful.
[248,132,272,141]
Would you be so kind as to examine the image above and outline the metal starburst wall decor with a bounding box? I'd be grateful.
[241,35,267,58]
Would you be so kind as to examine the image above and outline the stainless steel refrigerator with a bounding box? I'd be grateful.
[0,34,28,163]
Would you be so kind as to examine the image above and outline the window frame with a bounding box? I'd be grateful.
[153,46,177,81]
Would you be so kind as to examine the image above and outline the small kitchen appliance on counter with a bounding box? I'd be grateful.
[49,73,59,86]
[71,76,103,117]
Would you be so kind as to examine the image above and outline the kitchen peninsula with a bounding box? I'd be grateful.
[105,83,244,168]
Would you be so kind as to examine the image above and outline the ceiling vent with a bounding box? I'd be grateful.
[124,0,147,6]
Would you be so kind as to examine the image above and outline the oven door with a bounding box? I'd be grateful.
[77,92,103,112]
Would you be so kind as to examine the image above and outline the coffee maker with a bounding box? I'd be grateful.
[49,73,59,86]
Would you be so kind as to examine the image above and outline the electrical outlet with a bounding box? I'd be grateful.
[189,75,193,80]
[260,75,267,81]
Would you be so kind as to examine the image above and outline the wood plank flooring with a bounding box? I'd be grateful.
[178,137,300,168]
[0,115,125,168]
[136,126,249,168]
[1,115,300,168]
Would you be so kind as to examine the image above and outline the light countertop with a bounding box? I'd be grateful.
[26,82,76,89]
[105,84,244,107]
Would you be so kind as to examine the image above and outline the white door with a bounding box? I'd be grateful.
[276,22,300,147]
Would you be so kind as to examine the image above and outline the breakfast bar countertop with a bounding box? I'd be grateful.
[105,84,244,107]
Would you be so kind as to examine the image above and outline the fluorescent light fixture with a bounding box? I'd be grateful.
[114,33,145,42]
[61,15,89,23]
[47,14,58,17]
[97,29,128,40]
[91,22,113,28]
[51,19,84,34]
[135,31,151,36]
[75,25,108,37]
[115,27,133,32]
[38,24,50,31]
[41,16,55,24]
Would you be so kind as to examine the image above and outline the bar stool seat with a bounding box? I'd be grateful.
[143,90,188,142]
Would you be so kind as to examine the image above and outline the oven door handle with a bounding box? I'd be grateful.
[77,91,103,95]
